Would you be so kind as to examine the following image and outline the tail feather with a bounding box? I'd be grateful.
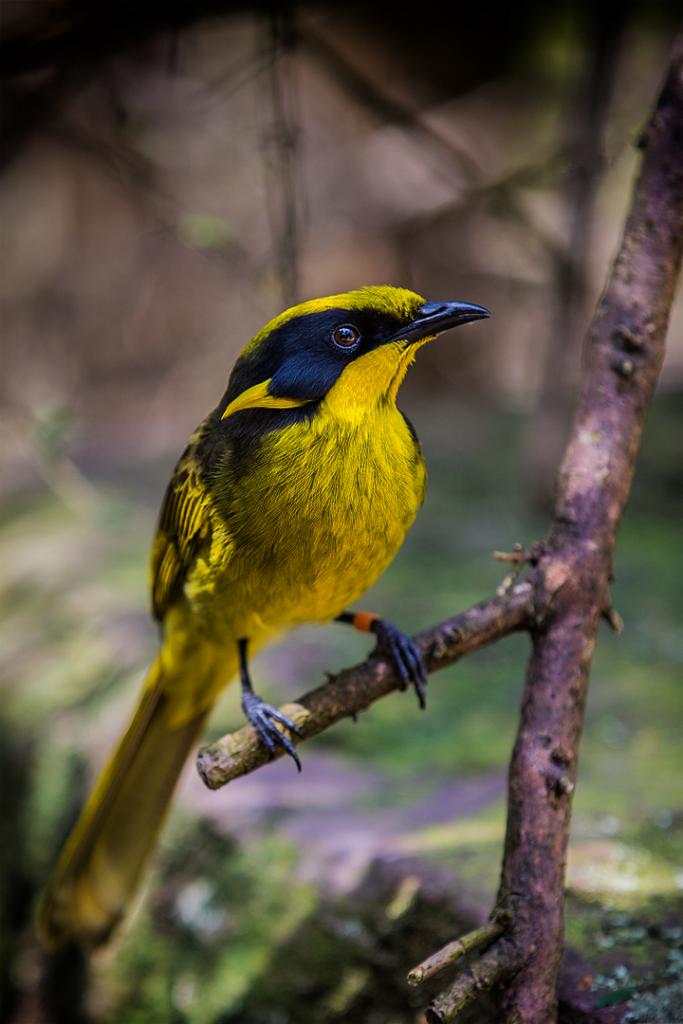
[38,658,209,949]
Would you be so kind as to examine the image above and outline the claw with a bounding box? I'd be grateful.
[371,620,428,709]
[242,692,302,771]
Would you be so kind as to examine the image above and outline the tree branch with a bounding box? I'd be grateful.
[407,919,505,986]
[425,938,523,1023]
[197,584,533,788]
[419,27,683,1024]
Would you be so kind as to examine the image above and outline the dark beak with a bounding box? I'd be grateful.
[386,300,490,345]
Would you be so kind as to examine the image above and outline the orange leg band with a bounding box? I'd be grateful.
[352,611,381,633]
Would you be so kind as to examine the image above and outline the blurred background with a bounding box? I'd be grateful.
[1,3,682,1022]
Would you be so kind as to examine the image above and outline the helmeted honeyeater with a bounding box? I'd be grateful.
[38,285,489,949]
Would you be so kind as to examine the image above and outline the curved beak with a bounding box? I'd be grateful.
[386,300,490,345]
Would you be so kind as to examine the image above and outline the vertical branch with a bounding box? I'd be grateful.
[497,29,683,1024]
[263,7,301,308]
[414,27,683,1024]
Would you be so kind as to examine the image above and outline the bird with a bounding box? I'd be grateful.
[37,285,489,950]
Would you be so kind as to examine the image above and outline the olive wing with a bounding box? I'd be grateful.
[149,436,214,623]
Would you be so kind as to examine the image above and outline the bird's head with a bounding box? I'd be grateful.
[220,286,489,423]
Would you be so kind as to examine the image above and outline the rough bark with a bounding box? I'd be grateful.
[495,31,683,1023]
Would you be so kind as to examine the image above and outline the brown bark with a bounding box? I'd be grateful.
[419,29,683,1024]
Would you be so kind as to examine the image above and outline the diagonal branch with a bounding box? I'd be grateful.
[197,583,533,788]
[407,919,506,987]
[425,937,523,1023]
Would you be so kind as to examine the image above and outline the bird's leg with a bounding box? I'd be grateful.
[335,611,428,709]
[238,637,302,771]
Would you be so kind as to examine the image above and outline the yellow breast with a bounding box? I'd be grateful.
[197,400,425,640]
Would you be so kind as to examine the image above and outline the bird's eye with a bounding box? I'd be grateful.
[331,324,361,350]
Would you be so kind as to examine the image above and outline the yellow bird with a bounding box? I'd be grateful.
[38,285,488,949]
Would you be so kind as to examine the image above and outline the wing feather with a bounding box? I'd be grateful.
[149,424,215,622]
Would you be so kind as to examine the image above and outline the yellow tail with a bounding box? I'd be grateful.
[38,657,209,950]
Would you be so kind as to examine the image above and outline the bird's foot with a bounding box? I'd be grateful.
[371,619,428,709]
[242,691,302,771]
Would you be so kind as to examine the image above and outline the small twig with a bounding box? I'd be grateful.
[601,604,624,634]
[425,939,523,1023]
[407,920,504,986]
[493,543,526,564]
[493,542,544,566]
[494,543,545,596]
[197,584,533,788]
